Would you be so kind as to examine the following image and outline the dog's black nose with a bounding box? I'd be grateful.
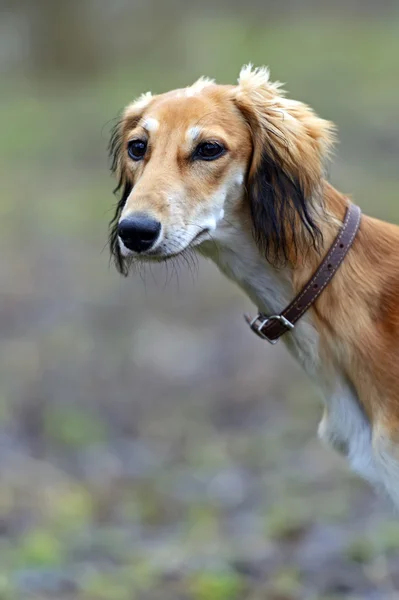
[118,215,161,253]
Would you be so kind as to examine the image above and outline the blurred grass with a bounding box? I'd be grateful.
[2,17,399,242]
[1,10,399,600]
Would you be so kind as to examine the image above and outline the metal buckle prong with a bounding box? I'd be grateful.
[244,313,294,344]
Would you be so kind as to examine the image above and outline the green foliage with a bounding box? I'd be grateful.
[0,574,16,600]
[1,9,399,600]
[265,502,310,541]
[346,536,375,564]
[49,484,94,532]
[374,520,399,553]
[43,405,108,448]
[272,567,302,596]
[186,505,221,541]
[14,530,65,568]
[83,573,135,600]
[347,520,399,563]
[189,571,245,600]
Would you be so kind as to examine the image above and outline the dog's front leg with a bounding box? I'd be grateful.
[318,409,349,456]
[317,385,380,486]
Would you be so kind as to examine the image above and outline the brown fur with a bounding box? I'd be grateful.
[109,66,399,505]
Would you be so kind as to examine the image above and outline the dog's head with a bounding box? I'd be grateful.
[109,65,335,275]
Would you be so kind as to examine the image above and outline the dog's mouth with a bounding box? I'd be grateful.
[155,228,212,255]
[123,227,212,264]
[190,227,212,246]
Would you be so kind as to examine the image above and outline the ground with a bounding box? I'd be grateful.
[1,15,399,600]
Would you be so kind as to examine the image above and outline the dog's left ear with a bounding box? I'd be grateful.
[233,65,336,265]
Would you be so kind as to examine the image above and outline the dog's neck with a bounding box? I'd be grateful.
[198,182,348,377]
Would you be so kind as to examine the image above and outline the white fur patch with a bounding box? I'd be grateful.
[238,64,270,86]
[193,188,227,238]
[237,64,284,96]
[235,170,244,186]
[142,117,159,133]
[185,76,215,97]
[203,212,296,324]
[318,382,378,484]
[201,215,217,231]
[186,126,202,142]
[128,91,153,112]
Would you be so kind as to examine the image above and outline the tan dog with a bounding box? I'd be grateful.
[109,65,399,507]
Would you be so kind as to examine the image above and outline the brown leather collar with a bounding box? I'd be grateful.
[245,203,362,344]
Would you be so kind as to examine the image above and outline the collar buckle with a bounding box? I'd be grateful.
[245,313,294,344]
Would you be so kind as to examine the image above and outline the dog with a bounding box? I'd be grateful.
[109,65,399,507]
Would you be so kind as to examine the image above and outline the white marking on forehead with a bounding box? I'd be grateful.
[142,117,159,132]
[186,126,202,142]
[185,76,215,97]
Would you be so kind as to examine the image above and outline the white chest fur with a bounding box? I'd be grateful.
[318,382,378,484]
[200,224,321,377]
[198,225,378,487]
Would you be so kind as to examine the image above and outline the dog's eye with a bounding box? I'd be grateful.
[127,139,147,161]
[194,141,225,161]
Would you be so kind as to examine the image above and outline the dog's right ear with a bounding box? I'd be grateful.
[108,92,153,275]
[232,65,335,266]
[108,117,132,276]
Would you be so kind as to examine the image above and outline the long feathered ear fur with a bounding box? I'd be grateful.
[108,118,132,276]
[234,65,336,266]
[108,93,153,275]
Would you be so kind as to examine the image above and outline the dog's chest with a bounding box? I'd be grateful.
[319,383,377,483]
[201,236,376,484]
[204,234,292,319]
[206,238,322,376]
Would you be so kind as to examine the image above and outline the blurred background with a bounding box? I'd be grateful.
[1,1,399,599]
